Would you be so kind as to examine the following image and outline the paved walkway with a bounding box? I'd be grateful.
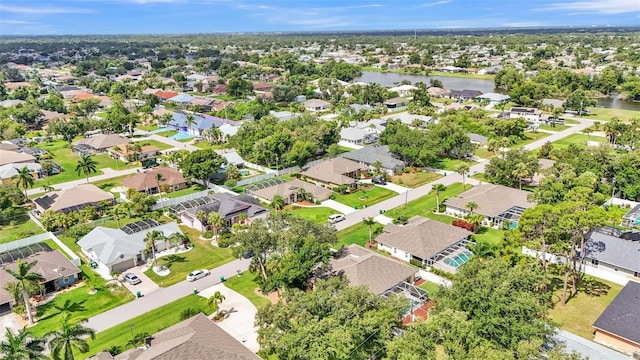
[555,329,628,360]
[85,258,251,333]
[322,199,358,215]
[197,283,259,352]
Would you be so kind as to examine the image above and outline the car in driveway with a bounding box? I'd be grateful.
[186,269,210,282]
[372,176,387,185]
[328,214,346,224]
[123,273,142,285]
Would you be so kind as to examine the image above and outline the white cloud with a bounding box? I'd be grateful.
[417,0,453,8]
[538,0,639,14]
[0,4,93,14]
[0,20,38,25]
[503,21,547,27]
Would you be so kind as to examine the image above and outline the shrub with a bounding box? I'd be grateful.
[315,200,321,205]
[203,230,214,238]
[394,216,408,225]
[224,179,238,188]
[410,259,425,269]
[431,267,455,280]
[452,219,474,232]
[217,235,236,248]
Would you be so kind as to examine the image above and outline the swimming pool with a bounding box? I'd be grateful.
[443,251,473,269]
[150,127,172,134]
[172,131,194,140]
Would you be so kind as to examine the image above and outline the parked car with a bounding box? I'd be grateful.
[123,273,141,285]
[186,269,210,282]
[242,250,254,259]
[372,176,387,185]
[328,214,346,224]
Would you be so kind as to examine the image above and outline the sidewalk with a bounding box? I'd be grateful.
[27,167,139,196]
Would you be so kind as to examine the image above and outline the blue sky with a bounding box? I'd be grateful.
[0,0,638,35]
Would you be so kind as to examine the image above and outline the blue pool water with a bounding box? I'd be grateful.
[172,131,194,140]
[443,251,473,269]
[150,127,172,134]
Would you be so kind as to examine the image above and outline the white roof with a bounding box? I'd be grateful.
[389,84,418,92]
[0,163,42,179]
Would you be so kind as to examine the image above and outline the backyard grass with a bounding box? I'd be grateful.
[151,184,207,200]
[224,274,272,308]
[539,124,569,132]
[156,130,178,138]
[0,215,43,243]
[418,280,442,295]
[585,107,640,122]
[552,133,607,148]
[391,171,442,188]
[512,131,551,149]
[474,147,494,159]
[472,226,504,246]
[82,295,214,359]
[434,158,476,171]
[385,183,467,220]
[136,124,157,131]
[548,275,622,340]
[283,206,339,224]
[92,175,131,195]
[336,222,382,248]
[30,284,134,338]
[133,139,173,151]
[144,226,235,287]
[332,186,397,209]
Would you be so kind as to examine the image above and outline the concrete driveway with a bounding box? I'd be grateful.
[0,313,22,341]
[197,283,259,353]
[121,265,160,296]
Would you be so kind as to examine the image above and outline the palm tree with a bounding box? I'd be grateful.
[583,127,593,140]
[110,206,122,228]
[362,217,376,248]
[46,313,96,360]
[75,154,98,183]
[13,166,35,198]
[4,260,44,324]
[144,230,165,269]
[466,213,484,233]
[185,114,196,133]
[112,145,121,170]
[270,195,285,212]
[196,210,207,235]
[511,162,530,190]
[431,183,447,213]
[465,201,478,214]
[0,328,47,360]
[456,163,470,190]
[207,291,226,316]
[207,212,225,239]
[155,172,165,209]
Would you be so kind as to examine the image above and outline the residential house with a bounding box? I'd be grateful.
[376,216,473,273]
[475,92,511,105]
[300,157,368,189]
[0,143,19,152]
[389,84,418,97]
[341,145,405,176]
[468,133,488,147]
[427,87,451,98]
[177,193,269,231]
[221,150,245,168]
[508,107,545,125]
[154,91,179,101]
[89,313,260,360]
[0,248,81,314]
[33,183,114,215]
[384,112,434,128]
[122,167,188,195]
[0,163,43,184]
[248,179,333,205]
[0,149,35,166]
[303,99,331,112]
[444,184,535,228]
[583,227,640,280]
[0,99,25,108]
[211,84,227,95]
[168,112,229,137]
[3,82,31,92]
[326,244,417,295]
[450,89,483,101]
[167,93,195,106]
[253,82,274,92]
[383,97,409,109]
[339,126,379,145]
[269,110,297,122]
[72,134,130,154]
[78,221,182,273]
[188,97,217,112]
[108,144,159,163]
[592,281,640,355]
[622,204,640,227]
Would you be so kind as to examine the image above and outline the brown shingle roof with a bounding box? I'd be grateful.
[122,168,187,192]
[92,313,261,360]
[34,184,113,212]
[377,216,472,260]
[108,145,159,157]
[0,149,35,166]
[300,158,367,186]
[445,184,535,217]
[329,245,415,294]
[73,134,130,150]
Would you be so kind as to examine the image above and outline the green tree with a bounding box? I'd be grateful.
[456,163,470,190]
[207,291,226,316]
[45,313,96,360]
[75,154,98,183]
[144,230,165,269]
[511,162,531,190]
[431,183,447,213]
[196,210,207,235]
[179,149,227,188]
[466,213,484,233]
[207,212,225,239]
[225,164,241,181]
[563,89,596,113]
[464,201,478,214]
[155,172,165,209]
[270,194,285,212]
[0,328,47,360]
[485,149,540,188]
[179,308,199,321]
[4,260,43,324]
[12,166,34,198]
[363,217,376,247]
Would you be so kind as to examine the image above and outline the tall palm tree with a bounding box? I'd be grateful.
[13,166,35,198]
[512,162,530,190]
[207,291,226,316]
[456,163,470,190]
[270,195,285,212]
[144,230,165,269]
[46,313,96,360]
[0,328,47,360]
[207,212,225,239]
[465,201,478,214]
[110,206,122,228]
[4,260,44,324]
[155,172,165,209]
[185,114,196,133]
[112,145,121,170]
[75,154,98,183]
[196,210,207,235]
[362,217,376,248]
[431,183,447,213]
[466,213,485,234]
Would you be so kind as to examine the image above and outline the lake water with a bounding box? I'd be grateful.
[357,71,640,111]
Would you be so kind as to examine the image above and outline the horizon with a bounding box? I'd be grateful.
[1,0,639,36]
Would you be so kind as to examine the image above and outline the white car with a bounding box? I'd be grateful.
[328,214,346,224]
[186,269,210,282]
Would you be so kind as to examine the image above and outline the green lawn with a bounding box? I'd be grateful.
[474,147,494,159]
[472,227,504,246]
[332,186,397,209]
[552,134,607,148]
[156,130,178,138]
[151,184,207,200]
[548,275,622,340]
[30,284,134,338]
[144,226,235,287]
[539,124,569,132]
[283,206,339,224]
[385,183,467,220]
[585,107,640,122]
[136,124,157,131]
[92,175,131,195]
[132,139,173,151]
[391,171,443,188]
[434,158,476,171]
[0,214,43,244]
[418,280,442,295]
[224,273,272,308]
[512,132,551,149]
[336,222,382,248]
[82,295,214,359]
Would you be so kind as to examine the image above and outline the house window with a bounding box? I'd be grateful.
[591,259,599,266]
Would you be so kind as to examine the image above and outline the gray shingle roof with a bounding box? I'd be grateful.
[341,145,405,171]
[445,184,534,217]
[593,281,640,345]
[300,158,367,186]
[584,229,640,273]
[376,216,471,260]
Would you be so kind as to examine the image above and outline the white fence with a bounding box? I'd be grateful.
[0,233,51,253]
[151,188,214,210]
[236,173,275,187]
